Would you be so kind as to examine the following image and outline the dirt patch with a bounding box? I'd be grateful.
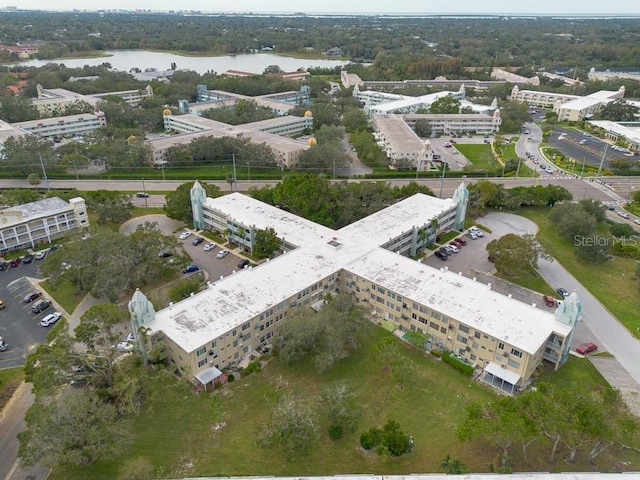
[0,379,22,412]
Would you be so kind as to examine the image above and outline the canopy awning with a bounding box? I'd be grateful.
[195,366,223,385]
[484,361,521,386]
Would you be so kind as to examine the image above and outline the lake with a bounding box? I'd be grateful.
[9,50,354,75]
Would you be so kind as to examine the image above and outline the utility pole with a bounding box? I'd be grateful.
[142,177,148,207]
[232,154,238,191]
[38,152,50,192]
[439,162,447,198]
[515,157,522,178]
[247,161,250,183]
[333,159,336,181]
[597,144,608,177]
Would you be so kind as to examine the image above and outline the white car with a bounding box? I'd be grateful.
[40,312,62,327]
[203,243,216,252]
[116,341,135,352]
[126,333,136,342]
[618,211,630,219]
[178,231,191,240]
[216,249,229,259]
[447,243,459,253]
[34,250,47,260]
[469,226,485,237]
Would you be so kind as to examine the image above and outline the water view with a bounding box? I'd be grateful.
[9,50,354,75]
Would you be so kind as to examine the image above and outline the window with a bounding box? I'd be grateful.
[242,322,251,331]
[456,334,468,344]
[459,325,469,334]
[211,341,217,348]
[510,348,523,358]
[197,358,208,368]
[196,346,206,356]
[474,331,481,339]
[440,327,447,334]
[498,342,505,350]
[429,321,438,329]
[411,312,417,320]
[508,359,521,369]
[432,311,441,321]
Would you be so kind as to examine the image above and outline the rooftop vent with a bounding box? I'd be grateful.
[327,237,342,249]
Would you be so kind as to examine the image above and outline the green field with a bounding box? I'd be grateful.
[455,144,500,173]
[50,323,637,480]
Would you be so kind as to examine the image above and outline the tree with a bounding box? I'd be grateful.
[574,234,611,264]
[342,108,368,133]
[549,202,598,242]
[429,95,460,114]
[321,383,362,438]
[413,119,432,138]
[74,303,130,388]
[372,336,413,390]
[257,394,319,460]
[486,234,539,276]
[359,419,412,457]
[253,227,281,259]
[596,99,638,122]
[164,181,222,224]
[274,295,365,373]
[27,172,41,190]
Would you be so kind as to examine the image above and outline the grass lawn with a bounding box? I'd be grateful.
[519,207,640,337]
[40,278,86,315]
[455,144,500,173]
[0,367,24,411]
[495,271,556,297]
[50,323,639,479]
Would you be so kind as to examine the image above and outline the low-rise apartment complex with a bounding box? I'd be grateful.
[0,197,88,252]
[130,184,580,395]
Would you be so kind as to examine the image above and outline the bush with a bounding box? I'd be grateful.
[214,380,223,389]
[227,374,235,382]
[442,352,474,376]
[328,424,343,440]
[430,349,442,358]
[242,359,261,375]
[360,427,381,450]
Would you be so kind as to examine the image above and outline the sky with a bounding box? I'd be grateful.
[6,0,640,15]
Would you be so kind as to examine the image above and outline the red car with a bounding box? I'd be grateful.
[453,237,466,246]
[576,343,598,355]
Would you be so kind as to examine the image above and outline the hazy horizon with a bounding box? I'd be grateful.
[4,0,640,15]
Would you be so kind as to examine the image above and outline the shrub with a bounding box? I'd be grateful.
[242,359,261,375]
[328,424,343,440]
[360,427,381,450]
[442,352,474,376]
[227,374,235,382]
[214,380,223,389]
[430,349,442,358]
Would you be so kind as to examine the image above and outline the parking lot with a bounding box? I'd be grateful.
[548,126,629,172]
[429,135,491,172]
[0,255,53,369]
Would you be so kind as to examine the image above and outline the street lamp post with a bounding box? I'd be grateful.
[515,157,522,178]
[247,161,250,183]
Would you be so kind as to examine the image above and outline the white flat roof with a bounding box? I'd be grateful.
[338,193,455,248]
[589,120,640,143]
[147,248,342,353]
[1,197,72,223]
[347,248,571,355]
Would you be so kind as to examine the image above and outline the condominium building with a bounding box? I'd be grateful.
[129,184,580,395]
[370,114,430,169]
[0,197,88,252]
[150,112,313,169]
[15,111,107,139]
[403,110,502,136]
[511,85,626,121]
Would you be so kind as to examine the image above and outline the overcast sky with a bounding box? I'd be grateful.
[6,0,640,15]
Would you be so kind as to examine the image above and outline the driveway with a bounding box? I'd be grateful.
[461,213,640,414]
[119,214,183,236]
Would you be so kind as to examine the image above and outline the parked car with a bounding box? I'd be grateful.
[116,341,135,352]
[238,259,250,269]
[447,243,459,253]
[192,237,204,246]
[40,312,63,327]
[158,250,173,258]
[0,299,4,309]
[136,192,149,198]
[453,237,466,246]
[216,249,229,259]
[0,339,8,352]
[576,342,598,355]
[556,287,570,298]
[617,211,630,219]
[182,264,199,274]
[434,250,448,261]
[203,243,216,252]
[9,258,21,268]
[543,295,557,307]
[31,299,52,314]
[0,262,7,271]
[23,254,34,264]
[126,333,136,342]
[23,291,43,303]
[466,231,478,240]
[469,226,485,237]
[34,250,47,260]
[178,231,191,240]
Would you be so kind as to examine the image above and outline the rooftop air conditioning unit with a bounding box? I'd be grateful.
[504,352,509,357]
[501,364,506,369]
